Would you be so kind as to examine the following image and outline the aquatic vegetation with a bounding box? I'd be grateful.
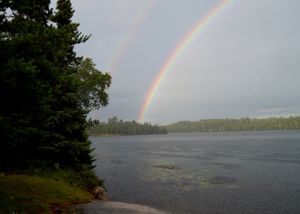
[142,159,239,190]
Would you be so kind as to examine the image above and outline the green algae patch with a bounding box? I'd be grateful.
[0,173,91,213]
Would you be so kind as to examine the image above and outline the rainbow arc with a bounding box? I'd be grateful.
[138,0,232,122]
[109,0,157,74]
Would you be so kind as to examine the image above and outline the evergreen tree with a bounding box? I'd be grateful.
[42,0,93,168]
[0,0,56,169]
[0,0,111,170]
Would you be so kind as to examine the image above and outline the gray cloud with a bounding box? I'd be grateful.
[66,0,300,123]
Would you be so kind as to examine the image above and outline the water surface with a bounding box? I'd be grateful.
[91,131,300,214]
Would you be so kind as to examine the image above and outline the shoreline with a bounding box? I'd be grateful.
[70,200,168,214]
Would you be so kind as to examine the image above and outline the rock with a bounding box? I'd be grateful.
[92,186,108,200]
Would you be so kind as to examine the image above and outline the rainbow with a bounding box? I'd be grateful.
[109,0,156,74]
[138,0,232,122]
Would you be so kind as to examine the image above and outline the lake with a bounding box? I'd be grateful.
[90,131,300,214]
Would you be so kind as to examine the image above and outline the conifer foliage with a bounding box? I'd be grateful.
[0,0,111,170]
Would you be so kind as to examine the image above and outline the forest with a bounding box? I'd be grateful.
[165,116,300,133]
[88,116,300,136]
[88,117,167,135]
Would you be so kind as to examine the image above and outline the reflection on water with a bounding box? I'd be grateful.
[91,131,300,214]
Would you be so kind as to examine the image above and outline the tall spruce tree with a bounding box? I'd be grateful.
[44,0,94,168]
[0,0,55,169]
[0,0,110,170]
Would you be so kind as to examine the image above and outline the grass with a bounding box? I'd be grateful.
[24,167,106,191]
[0,173,92,213]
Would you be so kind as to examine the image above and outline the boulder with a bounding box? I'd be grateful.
[92,186,108,200]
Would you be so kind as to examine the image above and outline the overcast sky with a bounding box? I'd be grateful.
[66,0,300,124]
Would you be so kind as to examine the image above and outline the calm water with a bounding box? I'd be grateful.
[90,131,300,214]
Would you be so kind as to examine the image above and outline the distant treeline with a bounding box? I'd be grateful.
[165,117,300,133]
[88,117,167,135]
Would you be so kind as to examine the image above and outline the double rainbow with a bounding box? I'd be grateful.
[138,0,232,122]
[109,0,157,74]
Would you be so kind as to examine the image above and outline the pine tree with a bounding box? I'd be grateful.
[0,0,56,169]
[0,0,110,170]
